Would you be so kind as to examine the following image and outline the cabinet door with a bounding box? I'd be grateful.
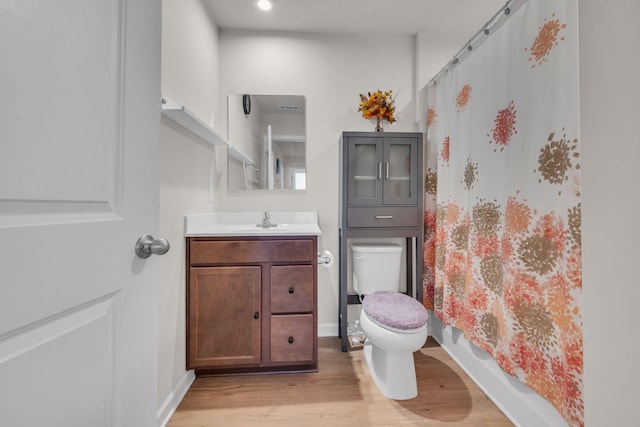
[383,137,418,205]
[347,136,383,205]
[188,266,261,369]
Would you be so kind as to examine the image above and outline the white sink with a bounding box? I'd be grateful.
[184,211,322,236]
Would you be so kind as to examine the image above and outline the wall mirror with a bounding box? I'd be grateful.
[227,94,306,191]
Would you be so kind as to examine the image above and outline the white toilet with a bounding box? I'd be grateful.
[352,243,429,400]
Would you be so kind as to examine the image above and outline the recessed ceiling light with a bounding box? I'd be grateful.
[257,0,273,12]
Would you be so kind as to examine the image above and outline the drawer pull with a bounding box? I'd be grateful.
[288,287,295,294]
[288,336,294,344]
[375,215,394,219]
[253,312,260,319]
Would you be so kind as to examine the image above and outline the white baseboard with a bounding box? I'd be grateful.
[318,322,338,337]
[157,370,195,427]
[428,313,568,427]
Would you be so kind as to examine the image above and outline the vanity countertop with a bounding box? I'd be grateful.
[184,211,322,237]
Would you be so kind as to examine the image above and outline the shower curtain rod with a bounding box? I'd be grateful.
[428,0,528,85]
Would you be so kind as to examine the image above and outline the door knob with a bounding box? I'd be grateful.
[135,234,170,258]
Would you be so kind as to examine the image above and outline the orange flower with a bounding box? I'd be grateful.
[358,90,396,123]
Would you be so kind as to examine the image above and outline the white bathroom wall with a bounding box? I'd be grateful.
[161,0,219,125]
[580,0,640,424]
[217,30,419,335]
[158,0,220,423]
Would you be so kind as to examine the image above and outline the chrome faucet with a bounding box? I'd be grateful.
[260,211,277,228]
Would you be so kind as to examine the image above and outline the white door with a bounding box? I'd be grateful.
[0,1,162,426]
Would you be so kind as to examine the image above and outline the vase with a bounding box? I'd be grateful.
[375,116,383,132]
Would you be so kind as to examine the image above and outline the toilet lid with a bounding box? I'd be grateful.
[362,291,428,330]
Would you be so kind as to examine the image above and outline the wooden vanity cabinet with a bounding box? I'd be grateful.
[186,235,318,375]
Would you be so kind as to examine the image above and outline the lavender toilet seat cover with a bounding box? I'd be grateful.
[362,291,428,330]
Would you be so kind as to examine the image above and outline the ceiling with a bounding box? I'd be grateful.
[203,0,507,38]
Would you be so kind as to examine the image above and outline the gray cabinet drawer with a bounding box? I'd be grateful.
[347,206,420,227]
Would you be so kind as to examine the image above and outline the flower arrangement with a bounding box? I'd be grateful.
[358,90,396,131]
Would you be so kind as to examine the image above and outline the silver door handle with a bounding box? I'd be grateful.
[378,162,382,180]
[375,215,394,219]
[135,234,170,258]
[385,162,389,180]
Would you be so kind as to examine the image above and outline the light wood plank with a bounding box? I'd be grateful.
[168,337,513,426]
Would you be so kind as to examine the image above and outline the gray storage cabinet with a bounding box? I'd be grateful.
[339,131,424,351]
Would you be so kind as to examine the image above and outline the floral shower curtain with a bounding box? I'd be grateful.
[423,0,582,425]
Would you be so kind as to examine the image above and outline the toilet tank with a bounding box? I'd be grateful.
[351,243,402,296]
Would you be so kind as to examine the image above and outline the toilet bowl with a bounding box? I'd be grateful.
[359,290,428,400]
[351,244,429,400]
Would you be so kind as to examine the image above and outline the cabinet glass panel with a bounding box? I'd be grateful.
[387,144,412,199]
[353,143,378,200]
[382,138,418,205]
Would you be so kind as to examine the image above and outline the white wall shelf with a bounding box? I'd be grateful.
[228,146,253,165]
[161,95,254,166]
[161,95,227,147]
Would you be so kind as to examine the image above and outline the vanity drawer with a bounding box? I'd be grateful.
[189,238,315,265]
[347,206,420,228]
[270,265,314,314]
[270,314,315,363]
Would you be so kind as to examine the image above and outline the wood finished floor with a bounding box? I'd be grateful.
[167,337,514,426]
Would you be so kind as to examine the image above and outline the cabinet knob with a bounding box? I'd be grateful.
[253,312,260,319]
[288,336,294,344]
[288,287,295,294]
